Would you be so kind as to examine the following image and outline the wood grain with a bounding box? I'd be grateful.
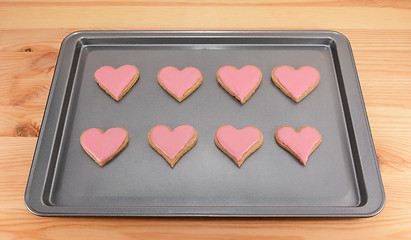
[0,0,410,239]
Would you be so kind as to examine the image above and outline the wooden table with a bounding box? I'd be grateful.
[1,1,410,239]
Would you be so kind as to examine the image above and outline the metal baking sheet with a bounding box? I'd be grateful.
[25,31,385,217]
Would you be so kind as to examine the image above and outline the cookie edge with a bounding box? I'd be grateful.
[217,65,262,104]
[271,65,320,102]
[148,125,198,168]
[157,66,203,102]
[80,128,130,167]
[95,65,140,101]
[274,126,322,165]
[214,126,264,167]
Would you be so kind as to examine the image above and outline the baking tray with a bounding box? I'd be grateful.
[25,31,385,217]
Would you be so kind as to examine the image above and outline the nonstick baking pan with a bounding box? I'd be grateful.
[25,31,385,217]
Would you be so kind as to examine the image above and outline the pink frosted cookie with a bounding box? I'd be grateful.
[271,65,320,102]
[148,125,198,168]
[80,127,129,166]
[275,126,321,165]
[94,65,140,101]
[158,66,202,102]
[215,125,263,167]
[217,65,262,104]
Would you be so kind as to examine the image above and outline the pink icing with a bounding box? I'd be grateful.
[94,65,138,100]
[217,65,262,102]
[216,125,262,161]
[276,126,321,165]
[158,67,202,99]
[81,127,128,163]
[273,66,320,99]
[149,125,195,159]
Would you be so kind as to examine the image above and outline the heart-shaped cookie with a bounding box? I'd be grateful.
[80,127,129,166]
[158,66,202,102]
[215,125,263,167]
[275,126,321,165]
[217,65,262,104]
[148,125,198,167]
[94,65,140,101]
[271,65,320,102]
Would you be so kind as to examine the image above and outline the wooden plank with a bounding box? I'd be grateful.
[0,106,44,137]
[0,52,55,106]
[0,0,410,8]
[0,5,410,30]
[0,29,410,52]
[0,29,69,52]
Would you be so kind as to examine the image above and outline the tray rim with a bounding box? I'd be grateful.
[25,30,385,217]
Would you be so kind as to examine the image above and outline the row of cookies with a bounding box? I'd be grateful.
[94,65,320,103]
[81,125,321,168]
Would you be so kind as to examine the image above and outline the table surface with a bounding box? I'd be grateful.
[0,0,410,239]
